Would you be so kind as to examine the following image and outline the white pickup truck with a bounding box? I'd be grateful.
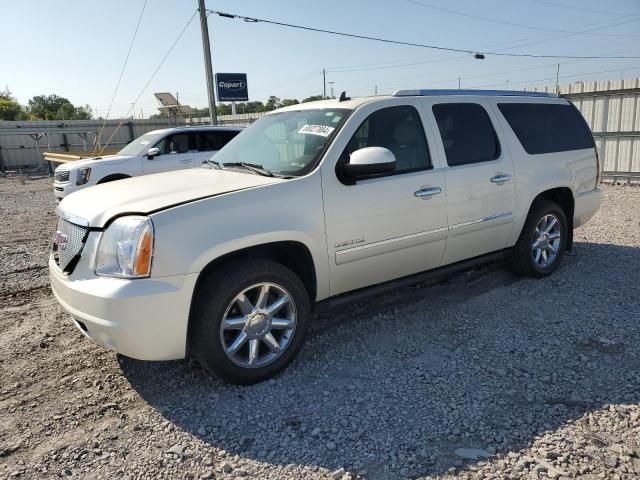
[49,90,602,384]
[52,125,242,199]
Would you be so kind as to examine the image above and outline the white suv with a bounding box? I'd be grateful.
[49,90,602,384]
[52,125,242,199]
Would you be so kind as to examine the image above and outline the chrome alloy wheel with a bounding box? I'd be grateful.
[532,214,562,268]
[219,282,297,368]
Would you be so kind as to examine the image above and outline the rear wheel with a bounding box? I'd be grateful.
[510,199,568,278]
[189,258,310,385]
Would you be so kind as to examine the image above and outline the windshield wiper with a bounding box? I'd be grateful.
[222,162,275,177]
[206,159,224,169]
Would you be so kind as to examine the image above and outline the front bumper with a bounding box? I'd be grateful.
[574,187,603,228]
[49,256,198,360]
[53,182,81,199]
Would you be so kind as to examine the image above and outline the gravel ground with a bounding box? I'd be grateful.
[1,177,639,480]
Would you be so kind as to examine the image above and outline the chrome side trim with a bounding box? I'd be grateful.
[449,211,513,230]
[335,226,447,265]
[55,207,90,227]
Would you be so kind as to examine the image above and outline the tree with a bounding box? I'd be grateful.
[302,95,323,103]
[216,104,232,116]
[281,98,299,107]
[0,88,25,121]
[27,94,92,120]
[265,96,282,111]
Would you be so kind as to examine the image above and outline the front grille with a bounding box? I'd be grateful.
[52,218,89,273]
[54,170,70,183]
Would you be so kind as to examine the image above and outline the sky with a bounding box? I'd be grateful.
[2,0,640,119]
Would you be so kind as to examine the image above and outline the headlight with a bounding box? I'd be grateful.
[95,216,154,278]
[76,167,91,185]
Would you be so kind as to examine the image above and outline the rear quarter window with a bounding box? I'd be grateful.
[497,102,594,155]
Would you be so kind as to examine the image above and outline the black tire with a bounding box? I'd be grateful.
[509,199,568,278]
[189,258,310,385]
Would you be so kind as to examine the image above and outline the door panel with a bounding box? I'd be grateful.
[320,99,448,296]
[143,133,194,174]
[427,99,515,265]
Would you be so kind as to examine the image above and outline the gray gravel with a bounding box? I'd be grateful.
[1,178,639,480]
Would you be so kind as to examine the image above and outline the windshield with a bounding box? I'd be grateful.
[117,132,166,157]
[211,108,351,176]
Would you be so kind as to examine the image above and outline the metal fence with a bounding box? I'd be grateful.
[530,77,640,182]
[3,77,639,180]
[0,118,184,171]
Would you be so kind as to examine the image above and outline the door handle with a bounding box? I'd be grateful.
[414,186,442,199]
[491,174,512,184]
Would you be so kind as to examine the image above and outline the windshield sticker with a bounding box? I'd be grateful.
[298,124,335,137]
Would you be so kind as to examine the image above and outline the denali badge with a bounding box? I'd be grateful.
[53,231,68,251]
[335,237,365,248]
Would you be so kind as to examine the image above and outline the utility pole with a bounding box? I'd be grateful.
[198,0,217,124]
[458,77,461,90]
[328,81,335,99]
[374,85,378,96]
[555,63,560,95]
[322,69,327,98]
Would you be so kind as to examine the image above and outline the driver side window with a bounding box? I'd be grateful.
[156,133,190,154]
[345,105,432,174]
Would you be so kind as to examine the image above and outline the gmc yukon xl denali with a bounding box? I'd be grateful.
[49,90,602,384]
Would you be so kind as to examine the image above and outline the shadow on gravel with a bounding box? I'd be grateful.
[120,242,640,478]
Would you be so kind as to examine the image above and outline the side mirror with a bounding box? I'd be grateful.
[341,147,396,180]
[146,147,160,160]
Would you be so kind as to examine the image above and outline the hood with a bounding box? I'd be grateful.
[58,168,283,227]
[56,155,131,170]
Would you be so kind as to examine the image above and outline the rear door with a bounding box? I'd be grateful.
[143,132,195,174]
[427,99,516,265]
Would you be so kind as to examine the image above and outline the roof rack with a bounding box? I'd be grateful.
[392,89,557,98]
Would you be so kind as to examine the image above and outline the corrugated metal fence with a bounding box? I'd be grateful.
[2,78,639,181]
[0,118,184,171]
[531,78,640,182]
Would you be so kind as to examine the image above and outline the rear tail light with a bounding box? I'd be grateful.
[594,146,601,186]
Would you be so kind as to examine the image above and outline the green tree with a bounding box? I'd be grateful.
[27,94,92,120]
[265,96,282,111]
[0,88,26,121]
[281,98,299,107]
[301,94,323,103]
[216,104,232,116]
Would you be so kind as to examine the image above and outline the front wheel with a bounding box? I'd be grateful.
[509,199,568,278]
[189,258,310,385]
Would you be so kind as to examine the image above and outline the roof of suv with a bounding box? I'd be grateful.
[274,89,562,113]
[145,125,245,135]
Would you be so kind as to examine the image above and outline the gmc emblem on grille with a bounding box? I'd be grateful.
[53,231,68,251]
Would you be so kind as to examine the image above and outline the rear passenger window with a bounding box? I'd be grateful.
[432,103,500,166]
[196,131,240,152]
[345,105,431,174]
[498,103,593,155]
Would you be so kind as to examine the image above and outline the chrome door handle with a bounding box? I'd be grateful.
[491,174,512,184]
[414,186,442,199]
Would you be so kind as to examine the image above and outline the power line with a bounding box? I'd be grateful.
[326,14,640,73]
[98,10,198,153]
[94,0,148,153]
[467,64,640,89]
[530,0,640,16]
[404,0,640,38]
[209,10,640,60]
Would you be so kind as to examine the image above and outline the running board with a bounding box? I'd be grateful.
[316,249,512,312]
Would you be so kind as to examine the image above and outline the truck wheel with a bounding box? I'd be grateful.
[509,199,568,278]
[189,258,310,385]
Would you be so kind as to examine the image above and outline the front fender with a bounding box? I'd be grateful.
[149,174,330,300]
